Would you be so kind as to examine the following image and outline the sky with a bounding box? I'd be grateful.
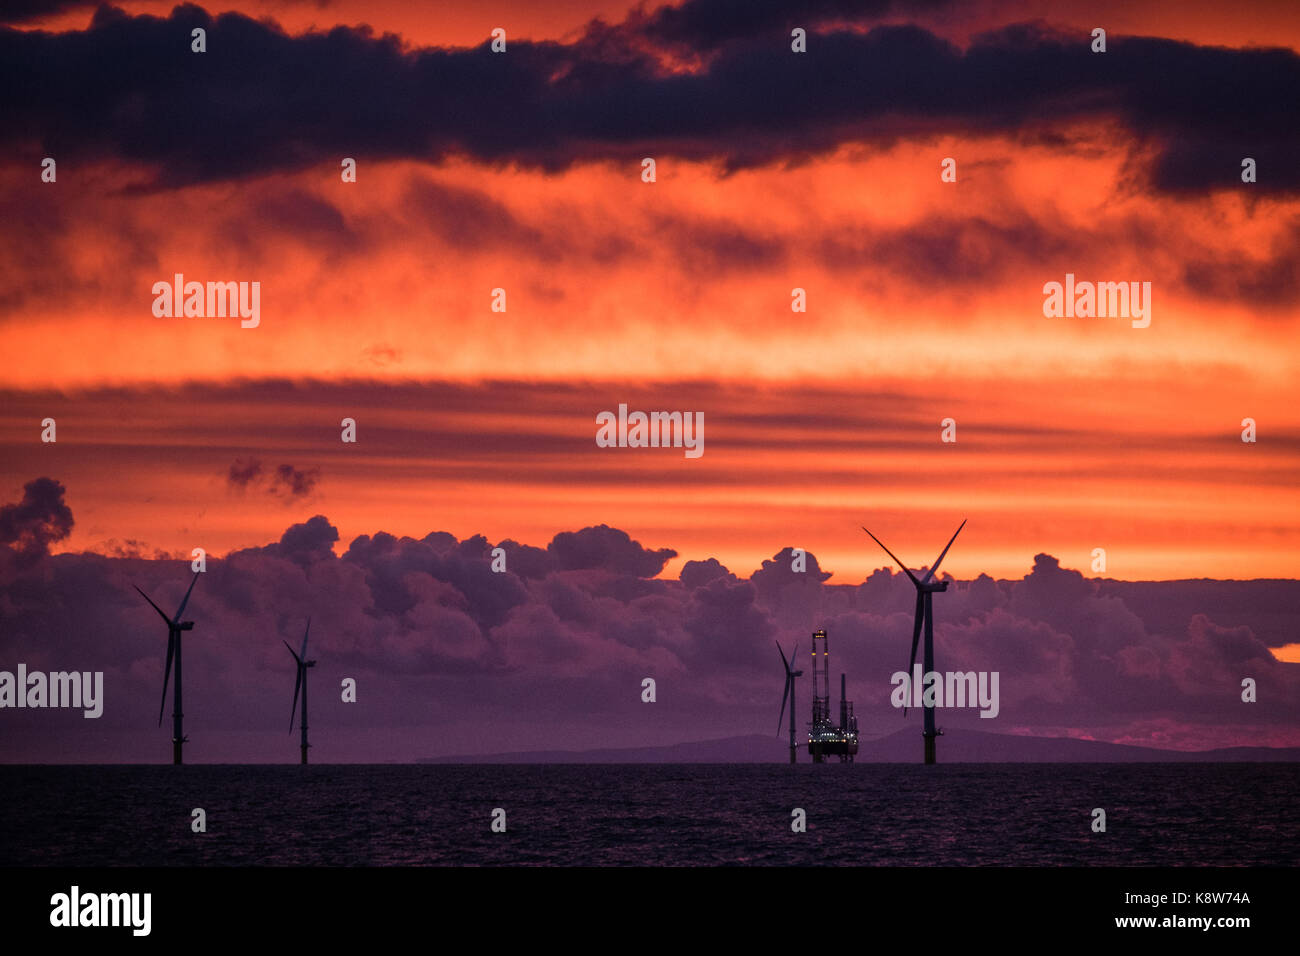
[1,0,1297,761]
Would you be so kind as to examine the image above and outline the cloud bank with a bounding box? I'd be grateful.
[1,477,1296,760]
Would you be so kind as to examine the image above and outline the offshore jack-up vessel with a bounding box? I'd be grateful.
[807,629,859,763]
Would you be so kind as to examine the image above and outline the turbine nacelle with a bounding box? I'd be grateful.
[179,621,195,630]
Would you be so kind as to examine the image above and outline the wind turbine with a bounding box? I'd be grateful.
[134,571,200,765]
[776,640,803,764]
[862,520,966,765]
[284,618,316,765]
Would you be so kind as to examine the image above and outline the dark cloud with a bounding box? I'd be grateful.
[227,458,319,498]
[494,538,553,579]
[0,0,94,25]
[268,514,339,566]
[1100,578,1300,652]
[751,546,833,630]
[2,6,1295,194]
[270,463,320,498]
[637,0,951,51]
[227,457,263,487]
[341,528,529,630]
[680,556,733,588]
[752,546,833,589]
[0,476,73,563]
[548,524,677,577]
[684,575,774,672]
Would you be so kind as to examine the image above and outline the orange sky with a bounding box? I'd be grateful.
[3,371,1295,582]
[2,0,1297,582]
[5,143,1299,384]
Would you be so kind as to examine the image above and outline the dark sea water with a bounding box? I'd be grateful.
[2,763,1296,866]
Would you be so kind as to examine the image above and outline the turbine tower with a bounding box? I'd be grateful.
[775,641,802,764]
[134,571,200,765]
[862,520,966,765]
[284,618,317,765]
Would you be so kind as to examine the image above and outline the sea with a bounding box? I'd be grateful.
[2,763,1296,866]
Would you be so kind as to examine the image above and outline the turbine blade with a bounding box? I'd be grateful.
[778,678,790,735]
[300,617,310,659]
[290,667,302,732]
[904,591,924,716]
[134,585,172,625]
[775,640,790,674]
[159,633,175,727]
[283,639,301,665]
[862,527,920,587]
[173,571,200,622]
[920,519,967,585]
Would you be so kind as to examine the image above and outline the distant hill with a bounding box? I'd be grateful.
[421,728,1300,763]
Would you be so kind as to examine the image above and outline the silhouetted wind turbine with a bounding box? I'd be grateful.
[284,618,316,765]
[776,640,803,764]
[862,520,966,765]
[134,571,200,765]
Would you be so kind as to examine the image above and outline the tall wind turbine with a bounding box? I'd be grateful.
[862,520,966,765]
[284,619,316,765]
[134,571,200,765]
[776,640,803,764]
